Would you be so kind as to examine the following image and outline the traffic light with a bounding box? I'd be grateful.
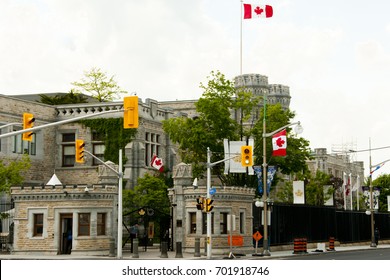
[22,112,35,141]
[241,145,253,167]
[75,139,85,163]
[205,198,214,212]
[123,96,139,129]
[196,197,205,211]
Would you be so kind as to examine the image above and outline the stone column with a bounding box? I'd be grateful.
[169,163,192,252]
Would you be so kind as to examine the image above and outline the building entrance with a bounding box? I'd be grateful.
[60,214,73,254]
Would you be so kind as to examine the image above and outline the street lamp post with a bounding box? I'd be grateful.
[368,139,390,248]
[261,121,303,256]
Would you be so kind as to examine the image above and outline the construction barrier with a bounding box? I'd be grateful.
[328,237,335,251]
[293,238,308,254]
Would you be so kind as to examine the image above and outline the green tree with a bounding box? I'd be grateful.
[123,173,170,215]
[163,70,312,187]
[72,67,127,102]
[0,154,31,193]
[305,171,333,206]
[372,174,390,212]
[39,90,88,105]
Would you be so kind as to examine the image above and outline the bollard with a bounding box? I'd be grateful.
[109,238,115,257]
[160,241,168,258]
[132,238,139,258]
[194,238,201,257]
[293,238,307,254]
[175,241,183,258]
[328,237,335,251]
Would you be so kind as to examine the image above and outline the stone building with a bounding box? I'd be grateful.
[10,183,118,256]
[306,148,365,209]
[0,94,179,188]
[168,163,256,255]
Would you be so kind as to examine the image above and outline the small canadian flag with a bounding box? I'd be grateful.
[272,129,287,157]
[151,155,164,172]
[243,4,273,19]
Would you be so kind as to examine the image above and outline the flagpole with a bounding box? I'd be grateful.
[357,175,360,211]
[240,0,243,75]
[350,173,352,210]
[342,172,346,210]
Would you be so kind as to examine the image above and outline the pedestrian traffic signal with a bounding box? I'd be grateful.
[241,145,253,167]
[205,198,214,212]
[75,139,85,163]
[196,197,205,211]
[22,112,35,141]
[123,96,139,129]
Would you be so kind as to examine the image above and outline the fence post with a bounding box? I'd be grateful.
[194,237,201,257]
[160,241,168,258]
[132,238,139,258]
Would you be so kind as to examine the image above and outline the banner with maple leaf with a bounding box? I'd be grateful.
[150,155,164,172]
[272,129,287,157]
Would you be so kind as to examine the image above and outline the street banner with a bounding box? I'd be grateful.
[293,181,305,204]
[323,185,334,206]
[362,186,381,210]
[253,166,263,195]
[225,139,254,175]
[267,166,276,195]
[387,195,390,212]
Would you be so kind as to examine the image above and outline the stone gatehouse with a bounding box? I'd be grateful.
[10,183,118,256]
[168,163,256,255]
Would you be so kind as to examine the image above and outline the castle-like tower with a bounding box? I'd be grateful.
[234,73,291,110]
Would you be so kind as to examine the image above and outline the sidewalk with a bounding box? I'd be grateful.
[1,243,390,260]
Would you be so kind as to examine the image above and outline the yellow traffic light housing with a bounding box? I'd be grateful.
[241,145,253,167]
[75,139,85,163]
[22,112,35,141]
[196,197,205,211]
[205,198,214,212]
[123,96,139,128]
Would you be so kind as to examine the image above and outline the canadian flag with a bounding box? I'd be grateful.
[151,155,164,172]
[272,129,287,157]
[243,4,273,19]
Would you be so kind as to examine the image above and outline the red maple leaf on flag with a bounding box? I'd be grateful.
[254,6,264,16]
[276,137,285,147]
[155,159,162,166]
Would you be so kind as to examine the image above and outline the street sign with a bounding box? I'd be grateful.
[209,188,216,195]
[253,231,263,241]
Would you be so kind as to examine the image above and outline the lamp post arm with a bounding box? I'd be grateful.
[263,121,301,138]
[371,158,390,172]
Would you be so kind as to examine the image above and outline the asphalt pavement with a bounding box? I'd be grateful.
[1,242,390,260]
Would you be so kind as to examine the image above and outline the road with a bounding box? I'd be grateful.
[280,248,390,260]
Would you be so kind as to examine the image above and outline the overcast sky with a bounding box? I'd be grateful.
[1,0,390,179]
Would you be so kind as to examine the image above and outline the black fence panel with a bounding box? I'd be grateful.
[253,203,390,246]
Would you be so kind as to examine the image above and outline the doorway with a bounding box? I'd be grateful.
[60,214,73,254]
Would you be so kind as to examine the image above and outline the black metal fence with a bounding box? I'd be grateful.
[0,203,14,252]
[253,203,390,245]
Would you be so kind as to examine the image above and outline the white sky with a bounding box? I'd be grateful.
[1,0,390,179]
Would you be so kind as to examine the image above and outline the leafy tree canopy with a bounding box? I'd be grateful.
[163,70,312,186]
[0,154,31,193]
[123,173,170,215]
[72,67,127,102]
[372,174,390,212]
[39,90,88,105]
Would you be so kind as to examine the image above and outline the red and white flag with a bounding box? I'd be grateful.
[272,129,287,157]
[243,4,273,19]
[151,155,164,172]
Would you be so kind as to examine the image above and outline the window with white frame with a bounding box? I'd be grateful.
[62,133,75,167]
[13,132,36,155]
[145,132,161,166]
